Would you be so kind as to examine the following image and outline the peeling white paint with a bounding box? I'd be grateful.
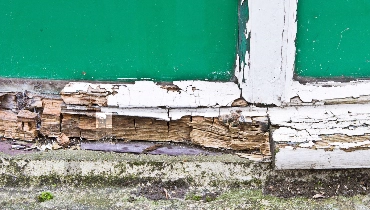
[286,80,370,104]
[270,104,370,143]
[271,104,370,169]
[62,81,241,108]
[241,0,288,105]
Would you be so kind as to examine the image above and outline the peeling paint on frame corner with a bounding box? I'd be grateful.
[238,0,250,72]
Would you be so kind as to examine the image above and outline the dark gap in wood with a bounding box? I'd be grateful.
[59,113,63,133]
[134,119,137,132]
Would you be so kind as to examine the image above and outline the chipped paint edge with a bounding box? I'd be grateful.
[270,104,370,169]
[62,81,242,108]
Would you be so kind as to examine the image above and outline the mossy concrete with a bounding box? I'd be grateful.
[3,149,370,200]
[0,150,270,188]
[1,186,370,209]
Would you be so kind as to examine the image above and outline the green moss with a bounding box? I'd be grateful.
[204,195,216,202]
[274,147,280,155]
[37,191,54,202]
[114,163,127,175]
[185,193,202,201]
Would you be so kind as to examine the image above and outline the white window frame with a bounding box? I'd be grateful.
[241,0,370,106]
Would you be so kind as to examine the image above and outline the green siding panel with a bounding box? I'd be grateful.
[0,1,238,81]
[295,0,370,78]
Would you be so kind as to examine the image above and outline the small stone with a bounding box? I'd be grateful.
[11,145,26,150]
[57,133,70,147]
[312,193,325,199]
[52,142,63,150]
[40,144,52,151]
[69,145,81,150]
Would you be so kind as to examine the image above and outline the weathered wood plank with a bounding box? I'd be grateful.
[189,114,269,154]
[0,109,39,141]
[0,110,19,139]
[61,81,241,108]
[40,99,63,137]
[0,87,269,159]
[58,107,270,155]
[17,110,38,141]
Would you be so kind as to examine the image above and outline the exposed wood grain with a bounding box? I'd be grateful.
[40,99,63,137]
[0,109,39,141]
[58,110,270,155]
[189,115,270,155]
[61,84,110,106]
[61,113,81,137]
[16,110,38,141]
[0,88,269,158]
[0,110,18,139]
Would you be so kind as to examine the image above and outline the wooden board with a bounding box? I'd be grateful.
[270,104,370,169]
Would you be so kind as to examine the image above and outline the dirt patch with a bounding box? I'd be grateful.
[265,169,370,198]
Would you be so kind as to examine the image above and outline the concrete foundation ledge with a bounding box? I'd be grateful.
[0,150,269,188]
[2,149,370,200]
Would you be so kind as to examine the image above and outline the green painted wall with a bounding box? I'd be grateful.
[295,0,370,78]
[0,0,238,81]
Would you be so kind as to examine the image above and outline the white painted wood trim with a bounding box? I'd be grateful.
[275,148,370,169]
[62,81,241,108]
[241,0,287,105]
[270,104,370,142]
[270,104,370,169]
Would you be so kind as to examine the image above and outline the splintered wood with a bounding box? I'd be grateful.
[0,110,18,139]
[40,99,63,137]
[59,110,270,156]
[0,110,38,141]
[190,115,269,155]
[61,84,111,106]
[61,114,192,142]
[0,90,270,157]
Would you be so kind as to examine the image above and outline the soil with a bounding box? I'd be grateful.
[265,169,370,198]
